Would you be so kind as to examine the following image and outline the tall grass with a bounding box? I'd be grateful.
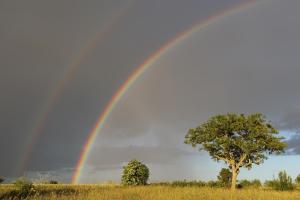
[1,185,300,200]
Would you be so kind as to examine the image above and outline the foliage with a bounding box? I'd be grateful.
[239,179,261,188]
[170,180,206,187]
[264,180,278,188]
[8,177,37,198]
[185,113,286,190]
[206,181,222,188]
[0,177,4,183]
[295,174,300,185]
[217,168,232,187]
[0,184,76,199]
[1,184,300,200]
[264,171,294,191]
[49,180,58,184]
[121,159,149,186]
[14,177,35,192]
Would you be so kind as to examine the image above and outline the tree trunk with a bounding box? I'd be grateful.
[231,166,238,191]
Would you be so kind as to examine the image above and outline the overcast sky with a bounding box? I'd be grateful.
[1,0,300,183]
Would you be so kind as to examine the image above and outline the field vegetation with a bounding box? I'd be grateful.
[1,184,300,200]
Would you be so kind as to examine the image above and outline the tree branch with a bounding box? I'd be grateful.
[237,154,247,168]
[214,155,235,166]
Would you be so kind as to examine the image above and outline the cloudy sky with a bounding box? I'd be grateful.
[1,0,300,183]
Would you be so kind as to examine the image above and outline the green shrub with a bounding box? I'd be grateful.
[49,180,58,184]
[239,179,251,187]
[0,178,34,199]
[295,174,300,186]
[206,180,222,188]
[264,180,277,188]
[121,159,149,186]
[264,171,294,191]
[239,179,261,188]
[14,177,35,191]
[217,168,232,187]
[170,180,206,187]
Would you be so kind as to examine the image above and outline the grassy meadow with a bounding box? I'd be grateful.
[1,184,300,200]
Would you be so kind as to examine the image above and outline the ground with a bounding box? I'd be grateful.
[1,184,300,200]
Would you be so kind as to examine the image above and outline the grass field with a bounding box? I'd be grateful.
[1,185,300,200]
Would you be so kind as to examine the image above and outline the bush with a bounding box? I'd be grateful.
[0,177,4,183]
[170,180,206,187]
[206,180,222,188]
[264,180,277,188]
[217,168,232,187]
[121,159,149,186]
[239,179,261,188]
[295,174,300,186]
[264,171,294,191]
[49,180,58,184]
[5,178,36,199]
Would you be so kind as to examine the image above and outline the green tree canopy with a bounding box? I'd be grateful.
[121,159,149,186]
[185,113,286,191]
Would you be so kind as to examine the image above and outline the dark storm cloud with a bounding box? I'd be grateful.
[0,0,248,178]
[277,107,300,132]
[0,0,136,176]
[84,0,300,181]
[2,0,300,182]
[88,145,198,171]
[285,135,300,155]
[275,106,300,155]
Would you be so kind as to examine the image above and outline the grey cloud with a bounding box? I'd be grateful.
[285,135,300,155]
[2,0,300,183]
[82,0,300,181]
[88,145,198,171]
[277,107,300,133]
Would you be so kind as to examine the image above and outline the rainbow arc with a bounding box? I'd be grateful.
[72,0,258,184]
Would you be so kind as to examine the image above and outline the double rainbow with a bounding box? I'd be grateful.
[18,1,135,175]
[72,0,258,183]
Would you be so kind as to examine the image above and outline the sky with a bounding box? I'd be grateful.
[1,0,300,183]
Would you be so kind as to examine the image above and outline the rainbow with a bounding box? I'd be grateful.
[18,1,135,176]
[72,0,259,183]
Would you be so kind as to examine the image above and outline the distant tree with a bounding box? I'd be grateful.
[0,177,4,183]
[185,113,286,191]
[265,171,294,190]
[217,168,232,187]
[251,179,262,188]
[295,174,300,185]
[48,180,58,184]
[277,171,294,190]
[121,159,149,186]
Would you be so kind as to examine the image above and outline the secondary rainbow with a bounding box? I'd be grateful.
[18,2,135,176]
[72,0,258,183]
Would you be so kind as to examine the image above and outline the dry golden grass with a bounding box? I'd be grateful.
[1,184,300,200]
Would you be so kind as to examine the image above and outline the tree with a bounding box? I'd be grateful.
[295,174,300,186]
[121,159,149,186]
[185,113,286,191]
[277,171,294,190]
[0,177,4,183]
[217,168,232,187]
[265,171,294,190]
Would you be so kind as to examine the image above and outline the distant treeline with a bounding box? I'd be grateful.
[151,170,299,191]
[151,179,260,189]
